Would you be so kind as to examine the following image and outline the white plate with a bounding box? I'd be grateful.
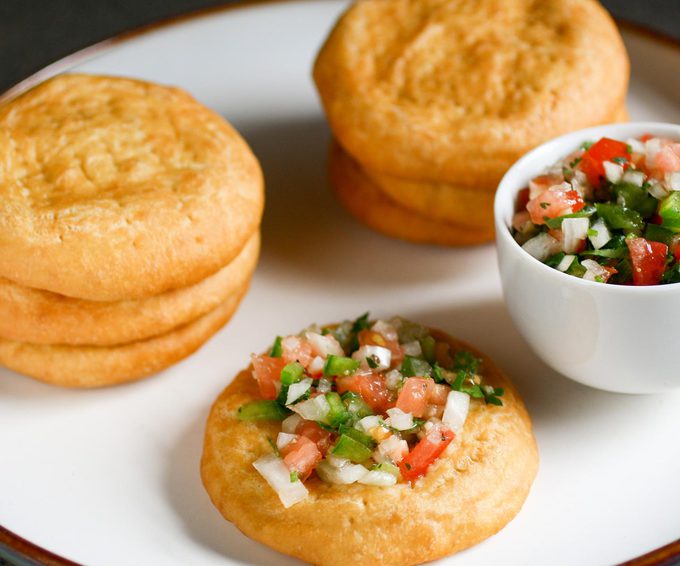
[1,2,680,565]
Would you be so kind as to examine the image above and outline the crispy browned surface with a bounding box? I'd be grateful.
[0,284,249,388]
[329,140,494,245]
[314,0,629,186]
[201,328,539,566]
[0,233,259,346]
[0,74,263,301]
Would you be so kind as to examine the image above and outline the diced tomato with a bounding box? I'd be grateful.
[626,237,668,286]
[427,383,450,405]
[251,355,287,400]
[296,420,333,455]
[579,138,631,187]
[515,188,530,212]
[512,210,531,231]
[526,184,585,225]
[640,134,654,143]
[396,377,433,418]
[281,336,314,367]
[654,144,680,174]
[281,436,322,481]
[358,330,403,368]
[529,173,563,199]
[336,372,392,412]
[398,427,455,482]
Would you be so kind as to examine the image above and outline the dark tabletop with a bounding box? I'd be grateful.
[0,0,679,95]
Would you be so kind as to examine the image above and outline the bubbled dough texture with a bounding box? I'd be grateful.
[0,74,264,301]
[329,140,494,245]
[0,284,248,388]
[0,233,259,346]
[201,329,539,566]
[314,0,629,186]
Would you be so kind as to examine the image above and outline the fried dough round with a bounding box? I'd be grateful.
[201,328,538,566]
[366,104,628,226]
[329,141,494,245]
[0,285,248,388]
[314,0,629,185]
[0,233,259,346]
[0,74,264,301]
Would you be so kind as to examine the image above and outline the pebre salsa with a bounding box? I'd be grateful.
[238,314,503,508]
[513,135,680,285]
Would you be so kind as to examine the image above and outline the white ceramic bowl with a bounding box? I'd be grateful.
[495,122,680,394]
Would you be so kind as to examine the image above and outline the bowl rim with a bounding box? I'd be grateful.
[494,121,680,294]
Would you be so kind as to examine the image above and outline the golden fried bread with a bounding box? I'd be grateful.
[314,0,629,186]
[0,74,263,301]
[201,329,538,566]
[366,105,627,227]
[0,287,248,388]
[0,233,259,346]
[329,141,494,245]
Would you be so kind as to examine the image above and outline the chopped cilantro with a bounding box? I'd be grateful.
[587,229,598,237]
[366,356,379,369]
[540,202,550,209]
[290,470,299,483]
[580,141,594,150]
[270,336,283,358]
[612,156,627,165]
[267,437,280,456]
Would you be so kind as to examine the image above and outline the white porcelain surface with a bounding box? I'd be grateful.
[495,122,680,393]
[1,2,680,566]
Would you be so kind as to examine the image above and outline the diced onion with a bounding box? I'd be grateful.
[375,436,408,464]
[352,345,391,371]
[556,254,576,272]
[384,369,403,391]
[358,470,397,487]
[442,390,470,433]
[276,432,298,451]
[355,415,382,433]
[325,455,351,468]
[291,395,330,423]
[401,340,422,357]
[316,377,332,393]
[647,179,670,200]
[305,331,344,357]
[571,169,592,200]
[622,169,645,187]
[385,407,414,431]
[371,320,398,342]
[286,378,313,405]
[626,137,645,154]
[581,259,610,282]
[645,138,662,168]
[316,459,368,484]
[588,217,611,250]
[252,455,308,508]
[561,217,589,254]
[603,161,624,184]
[522,233,562,261]
[307,356,325,377]
[281,413,302,434]
[665,172,680,192]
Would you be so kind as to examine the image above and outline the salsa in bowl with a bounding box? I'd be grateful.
[495,122,680,393]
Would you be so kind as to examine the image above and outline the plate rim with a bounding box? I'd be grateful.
[0,1,678,564]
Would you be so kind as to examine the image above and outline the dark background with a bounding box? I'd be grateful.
[0,0,679,94]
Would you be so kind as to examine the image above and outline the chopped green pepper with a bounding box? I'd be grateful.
[401,355,432,378]
[645,223,675,246]
[659,192,680,232]
[270,336,283,358]
[338,424,376,448]
[237,400,290,421]
[613,182,657,218]
[331,434,373,463]
[595,203,644,233]
[280,362,304,385]
[325,392,350,427]
[419,335,436,363]
[342,392,373,419]
[323,355,360,377]
[545,206,596,229]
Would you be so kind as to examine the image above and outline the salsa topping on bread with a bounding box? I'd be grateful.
[513,135,680,285]
[237,314,504,507]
